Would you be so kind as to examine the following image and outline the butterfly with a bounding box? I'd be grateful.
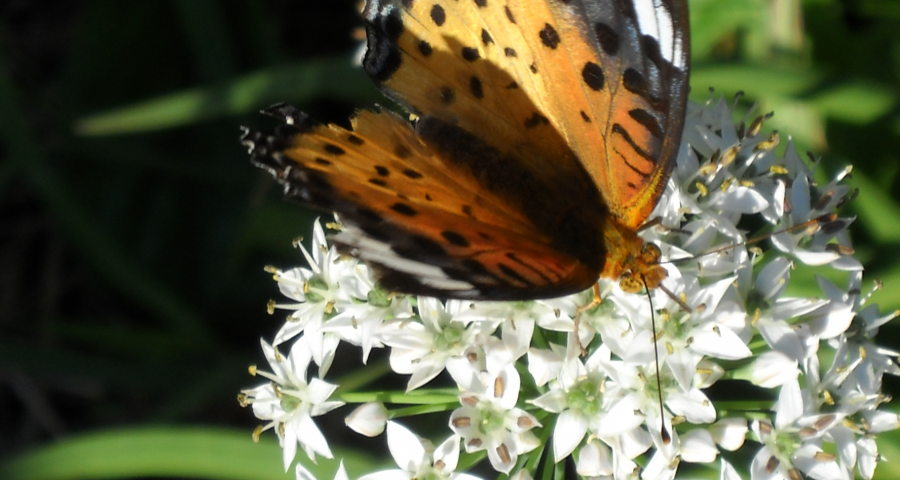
[242,0,690,302]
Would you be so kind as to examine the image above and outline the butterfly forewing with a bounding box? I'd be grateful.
[364,0,689,229]
[243,107,599,299]
[363,0,600,204]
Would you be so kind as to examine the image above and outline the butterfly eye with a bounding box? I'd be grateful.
[641,243,662,264]
[619,274,643,294]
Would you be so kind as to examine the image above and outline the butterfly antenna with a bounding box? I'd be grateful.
[657,282,690,312]
[644,278,670,445]
[664,212,840,266]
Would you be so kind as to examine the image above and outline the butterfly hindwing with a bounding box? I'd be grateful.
[242,105,599,299]
[363,0,600,204]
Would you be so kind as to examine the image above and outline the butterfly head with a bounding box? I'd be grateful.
[616,242,667,294]
[601,219,667,295]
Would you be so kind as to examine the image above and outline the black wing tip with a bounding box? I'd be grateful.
[259,103,321,129]
[240,104,324,177]
[240,125,295,177]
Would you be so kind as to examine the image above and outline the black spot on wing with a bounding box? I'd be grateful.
[498,262,532,286]
[594,22,620,55]
[430,4,446,26]
[582,62,605,91]
[628,108,663,138]
[440,86,454,104]
[481,29,494,45]
[418,40,433,57]
[409,234,447,256]
[390,202,418,216]
[441,230,470,247]
[611,123,655,171]
[324,144,346,155]
[539,24,560,49]
[640,34,666,73]
[469,76,483,98]
[462,46,480,61]
[375,166,389,176]
[402,168,423,179]
[524,112,549,129]
[504,47,517,57]
[504,6,516,23]
[622,68,648,98]
[507,252,552,284]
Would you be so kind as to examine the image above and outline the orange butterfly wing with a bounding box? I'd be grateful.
[244,105,600,299]
[243,0,690,299]
[363,0,690,229]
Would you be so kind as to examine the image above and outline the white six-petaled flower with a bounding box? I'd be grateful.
[240,339,345,470]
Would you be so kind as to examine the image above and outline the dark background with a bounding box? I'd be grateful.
[1,1,899,479]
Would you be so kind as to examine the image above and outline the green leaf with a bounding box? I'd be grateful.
[690,0,766,60]
[852,170,900,244]
[75,57,376,136]
[690,65,823,99]
[810,82,896,124]
[0,426,377,480]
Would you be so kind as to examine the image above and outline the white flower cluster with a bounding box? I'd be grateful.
[239,95,900,480]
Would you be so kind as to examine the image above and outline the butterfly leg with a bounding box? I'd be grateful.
[573,283,603,356]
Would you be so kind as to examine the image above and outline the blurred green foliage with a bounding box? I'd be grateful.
[0,1,898,479]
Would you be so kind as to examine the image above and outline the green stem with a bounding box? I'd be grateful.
[387,403,458,418]
[335,390,459,405]
[333,358,393,393]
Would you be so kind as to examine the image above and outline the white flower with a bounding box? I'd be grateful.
[296,460,348,480]
[359,422,483,480]
[268,220,360,374]
[381,297,494,391]
[447,359,540,474]
[321,273,414,364]
[749,351,799,388]
[749,380,844,480]
[530,344,622,462]
[344,402,387,437]
[240,340,344,469]
[748,257,825,364]
[710,418,748,452]
[769,161,857,269]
